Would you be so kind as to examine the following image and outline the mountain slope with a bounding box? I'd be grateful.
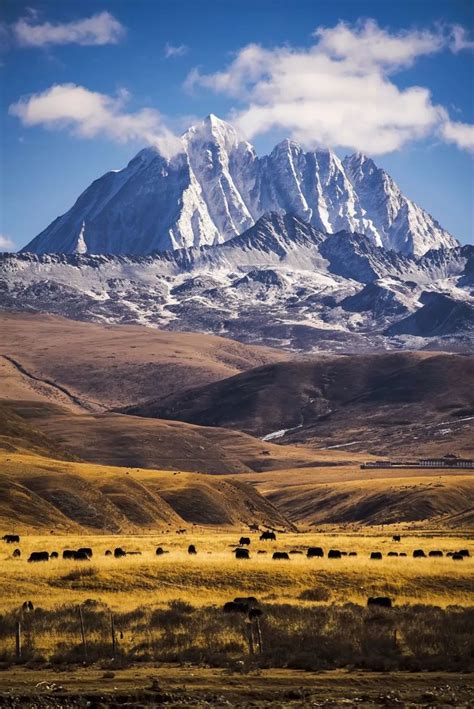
[124,352,474,456]
[22,115,456,257]
[0,312,287,409]
[4,399,323,474]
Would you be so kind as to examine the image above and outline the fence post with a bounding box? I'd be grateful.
[254,616,263,653]
[15,621,21,660]
[245,620,255,655]
[111,612,116,659]
[78,605,87,661]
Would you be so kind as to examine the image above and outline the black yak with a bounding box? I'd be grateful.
[367,597,392,608]
[28,551,49,562]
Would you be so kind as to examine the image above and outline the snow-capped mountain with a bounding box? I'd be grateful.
[22,115,457,258]
[4,214,472,353]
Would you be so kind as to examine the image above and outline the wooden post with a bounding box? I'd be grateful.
[15,621,21,660]
[254,616,263,653]
[245,620,254,655]
[111,612,116,659]
[78,605,87,661]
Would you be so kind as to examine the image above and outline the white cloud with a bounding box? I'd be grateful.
[9,84,182,158]
[449,24,474,53]
[186,19,473,155]
[164,42,188,58]
[313,19,444,70]
[13,11,125,47]
[0,234,15,251]
[441,120,474,151]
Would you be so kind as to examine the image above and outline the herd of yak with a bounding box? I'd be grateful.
[2,532,471,616]
[2,532,470,564]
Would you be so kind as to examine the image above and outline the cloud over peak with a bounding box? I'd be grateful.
[9,84,182,158]
[186,19,474,155]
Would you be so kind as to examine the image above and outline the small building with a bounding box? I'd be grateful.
[418,454,474,469]
[361,454,474,470]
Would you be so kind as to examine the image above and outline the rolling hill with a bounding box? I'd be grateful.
[0,452,293,533]
[241,467,474,527]
[3,399,327,474]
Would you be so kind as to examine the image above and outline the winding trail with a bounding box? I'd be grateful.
[0,354,105,412]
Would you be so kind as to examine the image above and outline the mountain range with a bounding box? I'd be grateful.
[23,114,456,258]
[2,212,473,351]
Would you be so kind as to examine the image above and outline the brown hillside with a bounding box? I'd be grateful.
[127,351,474,456]
[0,453,293,533]
[0,312,287,409]
[242,467,474,528]
[0,401,76,460]
[2,399,333,474]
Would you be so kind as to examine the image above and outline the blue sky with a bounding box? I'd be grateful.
[1,0,473,251]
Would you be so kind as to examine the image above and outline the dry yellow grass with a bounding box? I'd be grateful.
[1,529,472,612]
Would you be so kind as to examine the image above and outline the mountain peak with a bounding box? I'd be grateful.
[184,113,239,149]
[22,115,457,257]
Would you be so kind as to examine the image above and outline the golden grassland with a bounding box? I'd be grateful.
[1,529,472,612]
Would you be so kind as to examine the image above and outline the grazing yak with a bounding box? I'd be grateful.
[239,537,251,546]
[458,549,470,557]
[370,552,383,560]
[188,544,197,555]
[348,551,357,556]
[12,549,21,558]
[73,550,90,561]
[223,601,247,613]
[3,534,20,544]
[28,551,49,563]
[392,535,401,542]
[223,596,259,614]
[307,547,324,558]
[428,550,443,557]
[452,553,464,561]
[272,551,290,560]
[22,601,34,612]
[235,548,250,559]
[77,547,92,558]
[114,547,127,558]
[328,549,342,559]
[413,549,426,558]
[289,550,303,555]
[62,549,76,559]
[367,597,392,608]
[257,550,267,554]
[105,550,112,556]
[260,531,276,541]
[50,551,59,559]
[156,547,165,556]
[387,551,398,557]
[399,552,407,557]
